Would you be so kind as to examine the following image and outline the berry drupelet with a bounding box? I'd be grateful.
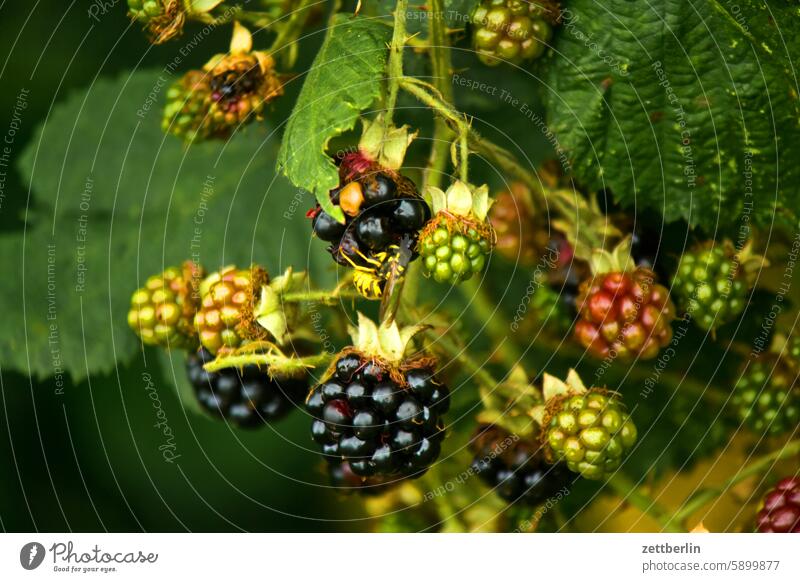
[418,181,495,285]
[162,30,283,142]
[194,265,270,355]
[533,371,638,481]
[309,152,430,298]
[575,267,675,360]
[672,241,759,331]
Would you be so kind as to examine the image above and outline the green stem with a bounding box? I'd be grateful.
[268,0,314,66]
[399,79,607,251]
[204,352,332,373]
[606,473,684,532]
[424,0,455,190]
[668,438,800,528]
[459,278,523,370]
[384,0,409,127]
[281,288,359,304]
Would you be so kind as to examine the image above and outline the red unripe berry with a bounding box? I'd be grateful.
[574,268,675,361]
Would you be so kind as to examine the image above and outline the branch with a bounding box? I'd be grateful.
[668,438,800,528]
[606,473,684,533]
[384,0,409,126]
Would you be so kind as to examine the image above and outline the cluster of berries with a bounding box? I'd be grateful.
[129,262,308,428]
[309,152,430,298]
[470,0,560,66]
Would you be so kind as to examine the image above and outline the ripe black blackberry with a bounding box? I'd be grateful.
[306,315,449,480]
[309,152,430,297]
[470,425,570,504]
[186,348,307,428]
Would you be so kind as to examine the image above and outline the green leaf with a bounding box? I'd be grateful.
[276,14,392,223]
[544,0,800,232]
[6,70,334,381]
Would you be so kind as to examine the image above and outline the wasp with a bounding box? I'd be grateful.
[341,236,415,305]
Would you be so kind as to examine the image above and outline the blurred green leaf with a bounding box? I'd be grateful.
[4,70,332,381]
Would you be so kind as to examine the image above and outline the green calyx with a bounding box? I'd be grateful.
[347,312,426,365]
[253,267,307,346]
[477,365,543,439]
[358,115,417,171]
[426,180,492,221]
[587,235,636,276]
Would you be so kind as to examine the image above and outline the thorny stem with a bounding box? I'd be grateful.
[668,438,800,528]
[281,287,360,304]
[204,351,332,374]
[384,0,410,127]
[606,473,684,533]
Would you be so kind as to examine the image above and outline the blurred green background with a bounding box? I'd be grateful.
[0,0,363,532]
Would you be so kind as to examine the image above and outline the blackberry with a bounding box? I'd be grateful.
[757,477,800,533]
[537,372,638,481]
[418,181,495,285]
[309,154,429,298]
[308,354,448,479]
[470,425,571,504]
[545,234,588,316]
[162,50,283,143]
[194,265,270,355]
[672,242,748,330]
[574,267,675,360]
[128,261,204,349]
[186,348,307,428]
[307,316,449,480]
[470,0,560,66]
[731,356,800,436]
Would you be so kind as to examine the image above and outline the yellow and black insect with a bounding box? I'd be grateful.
[341,236,414,303]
